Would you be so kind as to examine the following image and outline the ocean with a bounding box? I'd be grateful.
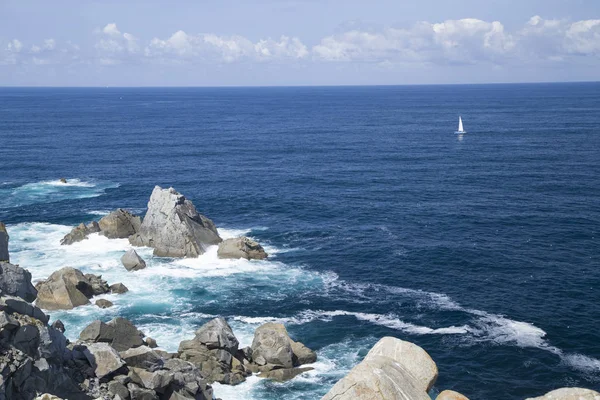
[0,83,599,399]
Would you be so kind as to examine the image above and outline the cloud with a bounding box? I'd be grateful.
[1,38,78,66]
[103,23,121,36]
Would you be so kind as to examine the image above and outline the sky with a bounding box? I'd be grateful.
[1,0,600,86]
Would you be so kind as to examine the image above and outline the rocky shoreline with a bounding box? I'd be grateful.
[1,186,598,399]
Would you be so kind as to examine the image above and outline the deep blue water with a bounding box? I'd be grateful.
[1,84,599,399]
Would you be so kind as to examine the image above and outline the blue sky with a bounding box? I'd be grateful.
[1,0,600,86]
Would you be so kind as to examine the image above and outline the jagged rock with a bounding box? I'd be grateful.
[0,309,20,330]
[0,295,49,323]
[525,388,600,399]
[162,358,214,400]
[0,221,9,262]
[120,346,163,370]
[0,261,38,302]
[217,237,268,260]
[95,299,113,308]
[193,317,239,353]
[84,273,110,296]
[108,380,130,399]
[99,208,142,239]
[121,249,147,271]
[128,383,159,400]
[258,366,314,382]
[111,282,129,294]
[129,186,222,257]
[80,317,145,351]
[52,319,66,333]
[145,337,158,348]
[83,342,126,379]
[35,267,93,310]
[130,367,173,392]
[321,336,438,400]
[251,322,316,369]
[60,221,101,245]
[436,390,470,400]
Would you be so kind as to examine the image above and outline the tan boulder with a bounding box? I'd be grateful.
[35,267,91,310]
[525,388,600,400]
[217,237,268,260]
[436,390,470,400]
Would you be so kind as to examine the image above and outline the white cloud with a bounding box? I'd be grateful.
[7,39,23,53]
[44,39,56,50]
[103,23,121,36]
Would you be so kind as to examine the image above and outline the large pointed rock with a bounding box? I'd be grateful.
[251,322,315,370]
[321,337,438,400]
[0,221,9,262]
[129,186,222,257]
[0,262,38,302]
[217,237,268,260]
[35,267,91,310]
[99,208,142,239]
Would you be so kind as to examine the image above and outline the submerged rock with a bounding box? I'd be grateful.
[217,237,268,260]
[321,336,437,400]
[525,388,600,400]
[35,267,92,310]
[110,282,129,294]
[121,249,147,271]
[0,221,9,262]
[129,186,222,257]
[0,261,38,302]
[95,299,113,308]
[60,221,101,245]
[99,208,142,239]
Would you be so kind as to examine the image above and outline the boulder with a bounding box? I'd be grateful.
[99,208,142,239]
[129,186,222,257]
[108,380,130,399]
[120,346,163,370]
[129,367,173,392]
[110,282,129,294]
[122,249,147,271]
[162,358,214,400]
[145,337,158,348]
[251,322,316,369]
[193,317,239,353]
[525,388,600,400]
[83,342,126,379]
[95,299,113,308]
[217,237,268,260]
[437,390,470,400]
[321,337,438,400]
[80,317,145,352]
[0,221,9,262]
[35,267,92,310]
[0,295,49,323]
[0,261,38,302]
[84,273,110,296]
[128,383,159,400]
[258,367,314,382]
[60,221,101,245]
[51,319,66,333]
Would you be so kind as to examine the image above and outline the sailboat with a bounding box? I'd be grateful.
[455,116,466,134]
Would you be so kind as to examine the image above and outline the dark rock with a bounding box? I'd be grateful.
[35,267,92,310]
[60,221,101,245]
[121,249,147,271]
[84,273,110,296]
[129,186,222,257]
[99,209,142,239]
[0,221,9,262]
[95,299,114,308]
[128,383,159,400]
[217,237,268,260]
[0,261,38,302]
[79,318,145,352]
[52,319,66,333]
[79,320,115,342]
[59,178,67,184]
[0,295,49,323]
[110,282,129,294]
[0,310,20,331]
[108,380,130,399]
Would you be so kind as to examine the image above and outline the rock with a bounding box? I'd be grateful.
[80,317,145,351]
[0,295,49,323]
[84,273,110,296]
[321,336,438,400]
[129,367,173,392]
[162,358,214,400]
[35,267,92,310]
[59,178,67,184]
[99,208,142,239]
[35,394,64,400]
[437,390,470,400]
[129,186,222,257]
[250,323,294,369]
[83,342,126,379]
[96,299,113,308]
[145,337,158,348]
[122,249,147,271]
[217,237,268,260]
[525,388,600,400]
[108,380,130,399]
[0,261,38,302]
[193,317,239,353]
[52,319,66,333]
[128,383,159,400]
[258,367,314,382]
[119,346,163,370]
[0,309,20,331]
[111,282,129,294]
[60,221,101,245]
[0,221,9,262]
[291,340,317,365]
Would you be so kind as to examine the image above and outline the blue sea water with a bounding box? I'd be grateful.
[0,84,599,399]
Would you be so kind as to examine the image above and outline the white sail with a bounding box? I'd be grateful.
[458,116,464,133]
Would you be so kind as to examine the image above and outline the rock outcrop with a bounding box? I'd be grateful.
[321,336,437,400]
[0,221,9,262]
[250,322,316,371]
[98,209,141,239]
[35,268,113,310]
[121,249,146,271]
[0,262,38,302]
[60,222,101,245]
[525,388,600,400]
[129,186,222,257]
[217,237,268,260]
[437,390,470,400]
